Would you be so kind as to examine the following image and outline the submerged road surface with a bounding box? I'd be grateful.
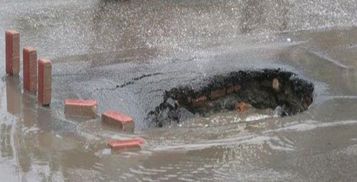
[1,0,357,181]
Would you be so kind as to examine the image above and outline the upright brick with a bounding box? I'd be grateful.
[38,58,52,106]
[23,47,37,92]
[102,111,135,132]
[64,99,97,119]
[5,30,20,75]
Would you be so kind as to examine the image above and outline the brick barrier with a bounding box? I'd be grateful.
[38,58,52,106]
[23,47,37,92]
[4,31,146,152]
[64,99,97,119]
[5,30,20,75]
[102,111,135,132]
[107,138,144,150]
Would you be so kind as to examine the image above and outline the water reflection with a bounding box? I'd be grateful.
[6,76,21,116]
[3,73,110,180]
[0,123,13,158]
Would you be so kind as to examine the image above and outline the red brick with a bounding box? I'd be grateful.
[23,47,37,92]
[102,111,135,132]
[227,85,241,94]
[65,99,97,119]
[210,89,226,100]
[235,102,251,113]
[5,30,20,75]
[38,58,52,106]
[226,86,234,94]
[107,138,144,150]
[191,96,207,107]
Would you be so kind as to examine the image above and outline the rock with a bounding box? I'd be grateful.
[272,78,280,92]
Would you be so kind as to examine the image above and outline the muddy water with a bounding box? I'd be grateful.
[1,0,357,181]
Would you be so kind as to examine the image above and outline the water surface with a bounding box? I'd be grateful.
[1,0,357,181]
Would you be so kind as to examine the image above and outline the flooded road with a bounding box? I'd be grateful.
[1,0,357,181]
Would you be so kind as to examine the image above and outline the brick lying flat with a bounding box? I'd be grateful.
[235,101,252,113]
[191,96,207,107]
[64,99,97,119]
[5,30,20,75]
[226,85,241,94]
[23,47,37,92]
[102,111,135,132]
[38,58,52,106]
[107,138,144,150]
[210,89,226,100]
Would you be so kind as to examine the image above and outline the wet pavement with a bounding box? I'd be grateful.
[1,0,357,181]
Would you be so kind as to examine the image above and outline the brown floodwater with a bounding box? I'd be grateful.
[1,0,357,181]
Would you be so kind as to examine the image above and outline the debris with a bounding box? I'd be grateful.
[245,124,262,130]
[272,78,280,91]
[146,69,314,127]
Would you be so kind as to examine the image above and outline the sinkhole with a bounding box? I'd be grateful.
[146,69,314,127]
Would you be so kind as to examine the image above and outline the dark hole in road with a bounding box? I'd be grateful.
[146,69,314,127]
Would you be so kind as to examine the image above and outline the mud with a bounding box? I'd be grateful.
[147,69,314,127]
